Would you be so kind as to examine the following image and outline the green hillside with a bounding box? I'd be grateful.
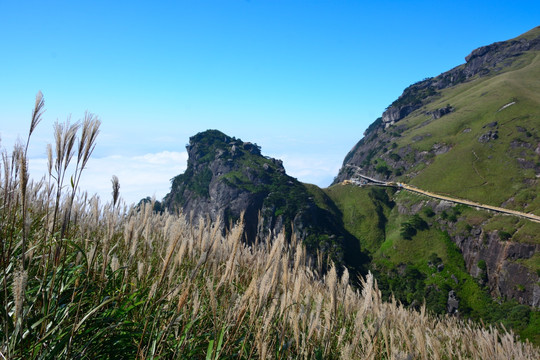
[330,26,540,344]
[324,184,540,344]
[337,27,540,212]
[397,50,540,212]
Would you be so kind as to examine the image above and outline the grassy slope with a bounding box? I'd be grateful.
[392,50,540,214]
[325,184,540,344]
[322,29,540,344]
[324,185,392,254]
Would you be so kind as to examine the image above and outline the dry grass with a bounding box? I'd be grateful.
[1,94,539,359]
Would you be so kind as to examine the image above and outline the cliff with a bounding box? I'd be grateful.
[162,130,368,274]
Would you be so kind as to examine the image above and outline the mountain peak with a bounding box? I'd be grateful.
[162,129,364,272]
[186,129,263,164]
[332,26,540,308]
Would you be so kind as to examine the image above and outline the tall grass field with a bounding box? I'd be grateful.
[1,94,539,359]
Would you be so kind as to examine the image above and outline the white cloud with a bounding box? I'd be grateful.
[274,153,341,188]
[25,149,341,208]
[28,151,188,206]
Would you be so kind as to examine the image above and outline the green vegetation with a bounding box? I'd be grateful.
[387,81,437,109]
[325,185,393,254]
[327,184,540,345]
[171,166,214,199]
[400,214,429,240]
[375,161,391,177]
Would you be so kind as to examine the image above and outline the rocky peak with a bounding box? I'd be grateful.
[464,28,540,67]
[162,129,360,272]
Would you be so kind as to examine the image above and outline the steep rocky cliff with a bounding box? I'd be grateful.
[452,226,540,307]
[162,130,367,273]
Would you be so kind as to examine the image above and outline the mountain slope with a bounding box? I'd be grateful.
[335,26,540,214]
[332,27,540,308]
[328,26,540,342]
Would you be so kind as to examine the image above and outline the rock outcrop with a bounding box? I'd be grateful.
[428,105,454,120]
[447,290,459,315]
[162,129,367,273]
[453,228,540,307]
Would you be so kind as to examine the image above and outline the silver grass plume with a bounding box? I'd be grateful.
[111,175,120,207]
[26,91,44,154]
[13,269,28,322]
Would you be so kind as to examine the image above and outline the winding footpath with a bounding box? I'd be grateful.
[343,169,540,224]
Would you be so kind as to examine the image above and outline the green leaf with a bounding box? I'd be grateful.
[206,339,214,360]
[74,296,117,332]
[215,325,227,359]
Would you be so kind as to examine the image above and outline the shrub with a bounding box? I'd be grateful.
[375,164,391,177]
[423,207,435,217]
[410,214,428,230]
[400,222,417,240]
[428,252,442,265]
[478,260,487,271]
[499,231,512,241]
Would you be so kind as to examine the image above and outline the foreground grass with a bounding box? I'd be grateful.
[1,96,539,359]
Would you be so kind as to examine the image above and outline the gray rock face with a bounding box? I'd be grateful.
[478,130,499,143]
[163,130,293,242]
[453,228,540,307]
[382,104,419,126]
[428,105,454,120]
[464,32,540,76]
[447,290,459,315]
[162,130,361,272]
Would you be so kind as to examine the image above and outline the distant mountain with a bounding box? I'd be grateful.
[161,129,368,274]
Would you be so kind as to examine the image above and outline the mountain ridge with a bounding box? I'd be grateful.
[334,26,540,215]
[378,25,540,130]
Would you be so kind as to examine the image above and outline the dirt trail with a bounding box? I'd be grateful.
[343,169,540,223]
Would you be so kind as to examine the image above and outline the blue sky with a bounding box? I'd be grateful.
[1,1,539,204]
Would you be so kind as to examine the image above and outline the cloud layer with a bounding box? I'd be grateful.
[28,151,188,205]
[27,150,339,206]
